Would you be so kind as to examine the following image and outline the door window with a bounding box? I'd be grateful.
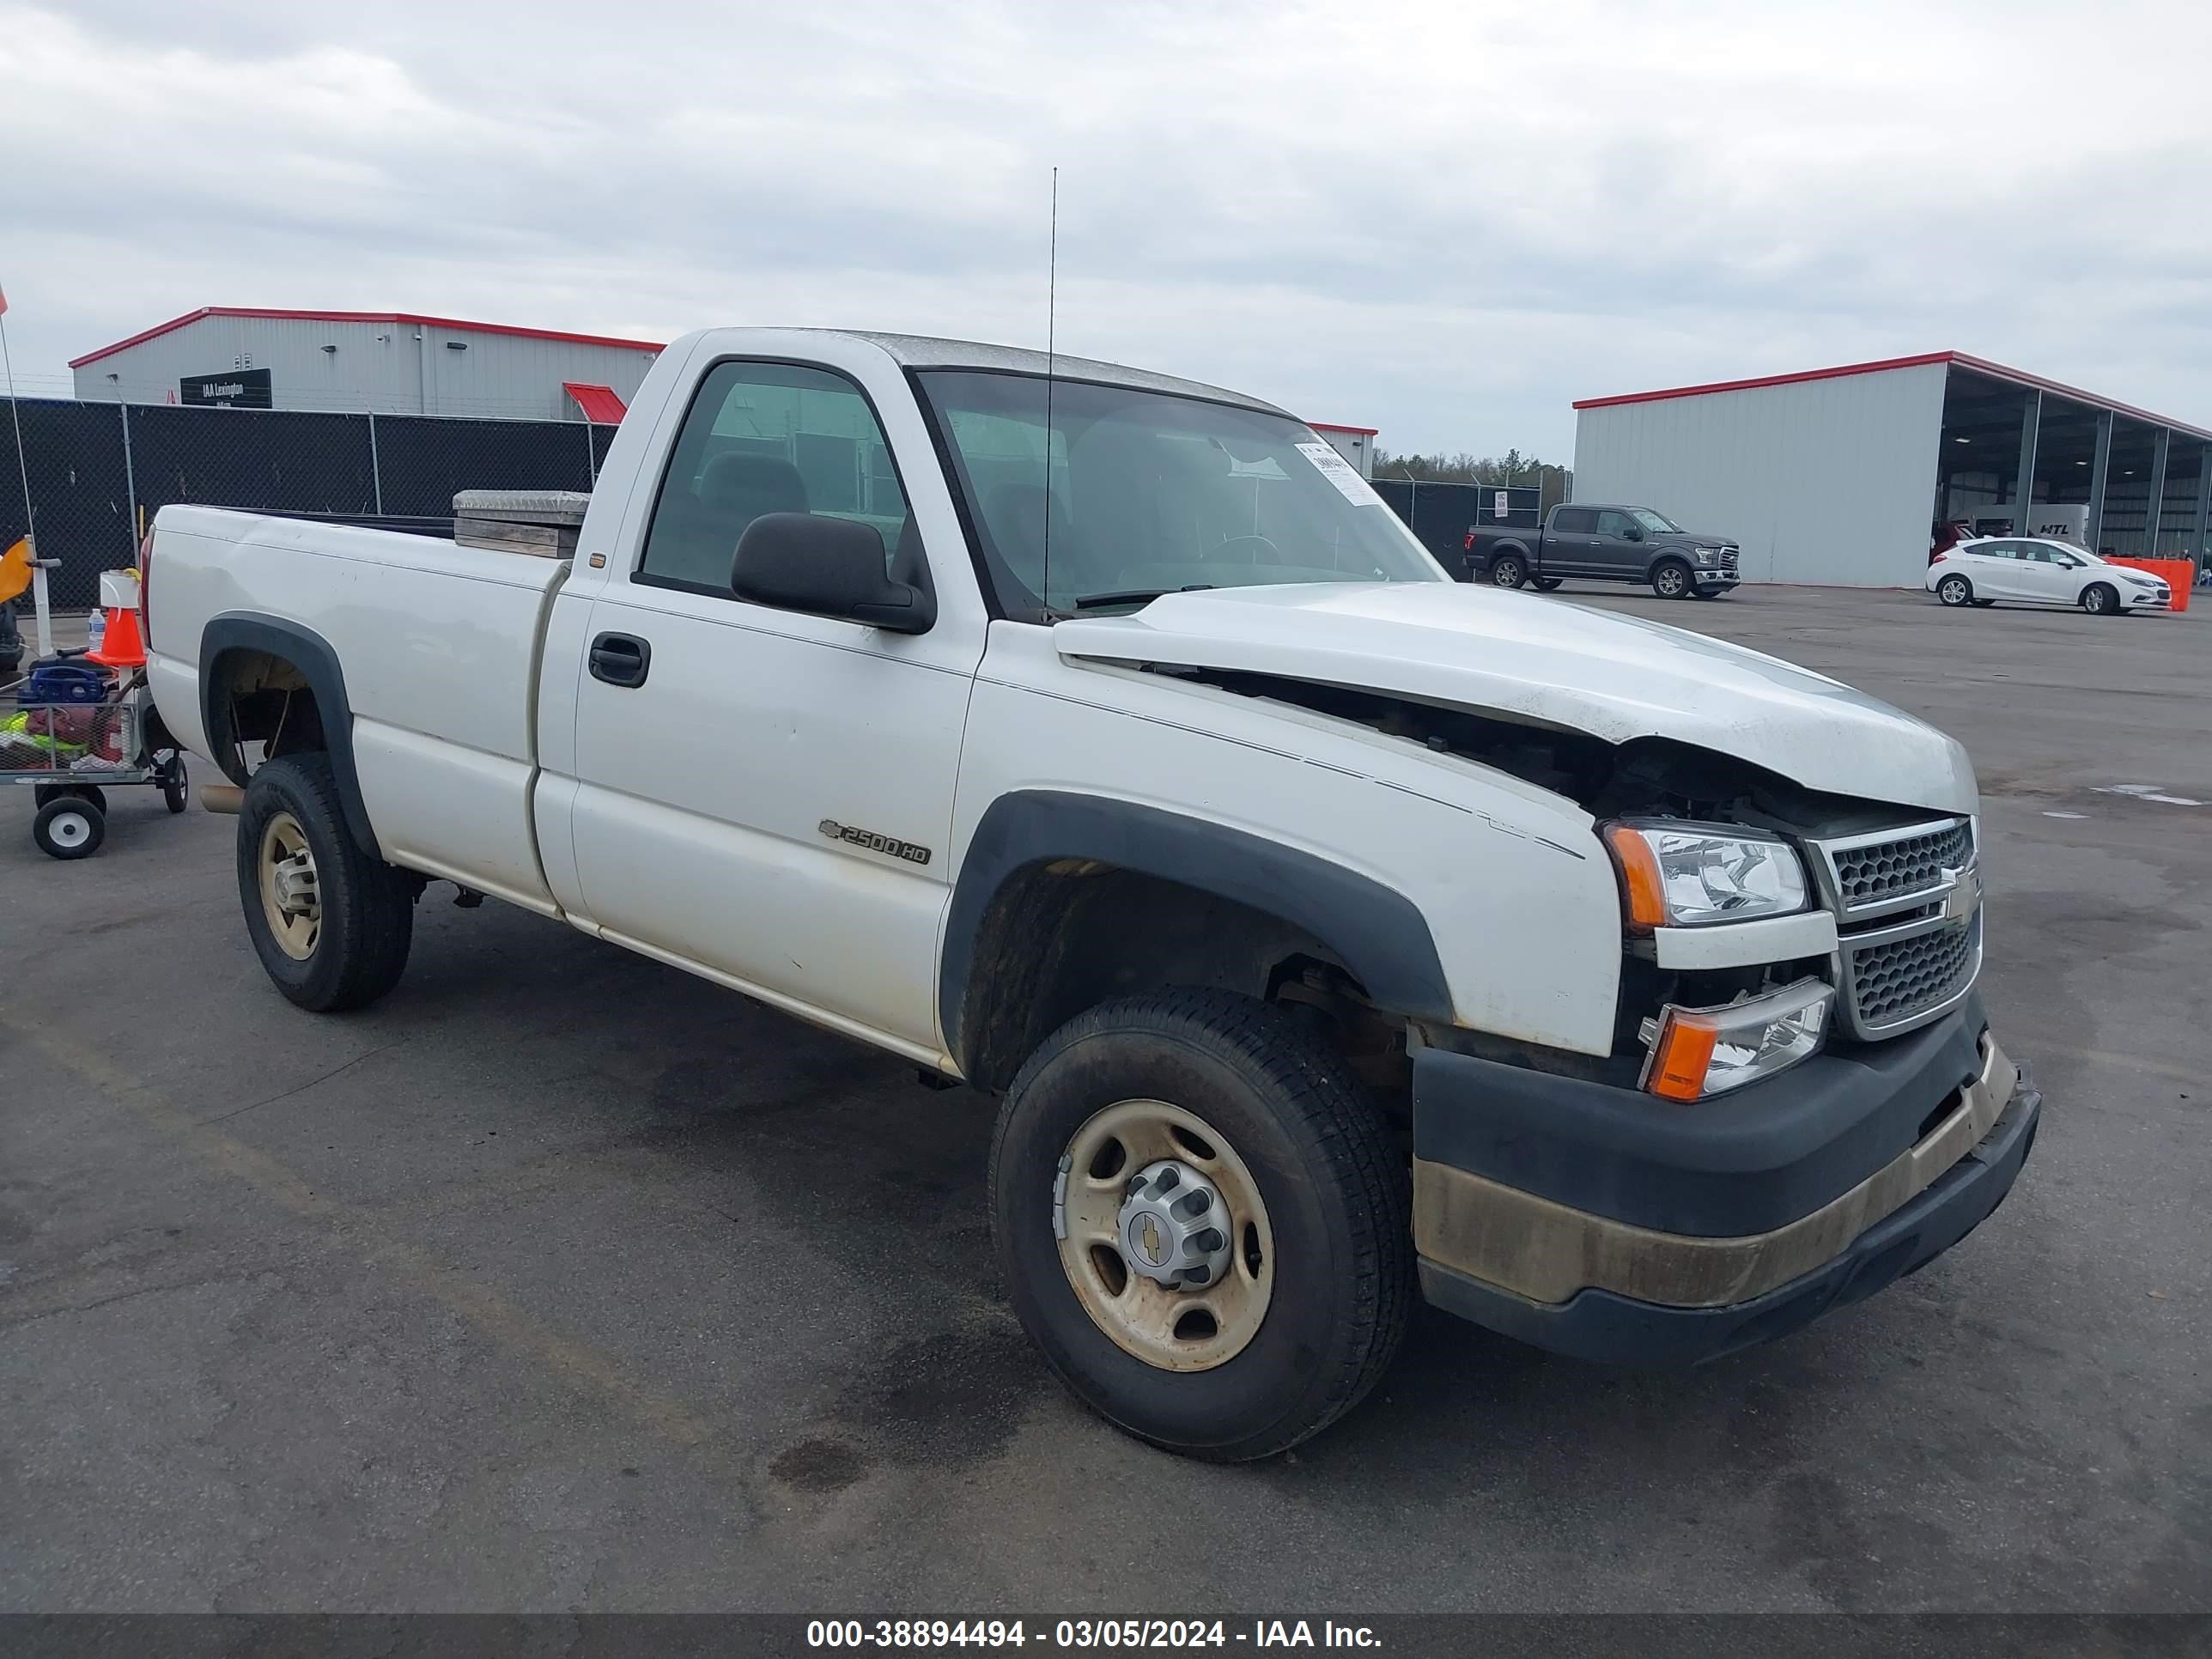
[1551,507,1596,533]
[1595,510,1637,538]
[637,360,911,593]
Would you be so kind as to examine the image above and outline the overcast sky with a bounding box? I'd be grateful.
[3,0,2208,456]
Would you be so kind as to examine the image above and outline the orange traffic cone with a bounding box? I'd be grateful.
[86,568,146,669]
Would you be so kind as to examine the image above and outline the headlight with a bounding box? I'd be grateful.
[1603,820,1809,930]
[1693,546,1721,564]
[1641,978,1832,1101]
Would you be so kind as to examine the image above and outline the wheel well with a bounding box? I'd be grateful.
[208,647,326,772]
[955,862,1409,1106]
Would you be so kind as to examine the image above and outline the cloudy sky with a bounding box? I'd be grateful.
[2,0,2207,456]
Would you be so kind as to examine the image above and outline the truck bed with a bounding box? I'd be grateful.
[146,506,572,912]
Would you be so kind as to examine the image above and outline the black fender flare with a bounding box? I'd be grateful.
[939,789,1455,1071]
[200,611,380,857]
[1644,548,1696,581]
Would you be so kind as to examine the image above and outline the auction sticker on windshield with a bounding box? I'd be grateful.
[1295,441,1382,506]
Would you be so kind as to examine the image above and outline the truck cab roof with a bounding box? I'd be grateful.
[702,328,1296,420]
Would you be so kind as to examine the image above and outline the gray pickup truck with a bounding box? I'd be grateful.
[1466,503,1741,599]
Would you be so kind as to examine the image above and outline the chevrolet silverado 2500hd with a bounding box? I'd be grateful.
[145,328,2039,1460]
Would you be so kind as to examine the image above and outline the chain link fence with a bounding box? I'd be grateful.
[2,397,618,607]
[1371,479,1545,568]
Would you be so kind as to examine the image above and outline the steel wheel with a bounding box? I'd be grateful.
[1056,1097,1274,1372]
[258,810,323,960]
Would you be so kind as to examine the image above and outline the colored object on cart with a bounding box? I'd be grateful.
[0,538,31,605]
[85,569,146,668]
[20,661,108,703]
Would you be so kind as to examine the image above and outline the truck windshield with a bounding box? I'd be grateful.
[914,370,1446,617]
[1629,507,1683,533]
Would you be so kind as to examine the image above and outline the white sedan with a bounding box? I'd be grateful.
[1929,537,2172,617]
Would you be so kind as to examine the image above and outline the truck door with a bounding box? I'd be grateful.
[1591,509,1645,578]
[564,355,978,1055]
[1544,506,1598,574]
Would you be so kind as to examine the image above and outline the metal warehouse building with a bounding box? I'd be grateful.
[70,307,665,422]
[1571,352,2211,586]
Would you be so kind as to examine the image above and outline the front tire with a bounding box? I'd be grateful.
[1489,554,1527,590]
[989,989,1412,1462]
[2081,582,2118,617]
[1651,559,1692,599]
[1936,574,1974,607]
[237,753,414,1012]
[1531,576,1563,592]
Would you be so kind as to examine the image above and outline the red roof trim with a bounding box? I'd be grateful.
[1571,352,1957,410]
[70,307,666,368]
[1573,349,2212,442]
[562,382,629,423]
[1308,422,1379,435]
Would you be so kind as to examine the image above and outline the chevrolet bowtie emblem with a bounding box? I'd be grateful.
[1942,867,1980,925]
[1138,1216,1164,1265]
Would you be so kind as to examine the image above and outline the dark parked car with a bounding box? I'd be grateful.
[1464,503,1741,599]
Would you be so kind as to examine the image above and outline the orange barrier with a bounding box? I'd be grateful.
[2102,557,2193,612]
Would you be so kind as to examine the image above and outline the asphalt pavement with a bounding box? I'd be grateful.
[2,586,2206,1613]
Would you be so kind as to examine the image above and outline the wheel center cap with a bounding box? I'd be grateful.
[1117,1159,1235,1290]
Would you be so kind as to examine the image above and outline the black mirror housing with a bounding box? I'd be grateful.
[730,513,936,634]
[1623,525,1644,542]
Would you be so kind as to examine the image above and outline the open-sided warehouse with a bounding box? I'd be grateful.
[1570,352,2212,586]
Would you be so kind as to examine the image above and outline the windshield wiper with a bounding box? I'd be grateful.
[1068,584,1217,611]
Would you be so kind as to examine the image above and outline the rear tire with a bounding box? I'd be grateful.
[237,753,414,1012]
[1651,559,1692,599]
[1489,554,1527,590]
[33,797,105,860]
[1971,598,1996,608]
[2081,582,2118,617]
[1936,574,1974,607]
[989,989,1412,1462]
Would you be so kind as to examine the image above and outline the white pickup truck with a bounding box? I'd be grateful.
[144,328,2040,1460]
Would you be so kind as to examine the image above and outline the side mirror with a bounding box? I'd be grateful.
[1622,525,1644,542]
[731,513,935,634]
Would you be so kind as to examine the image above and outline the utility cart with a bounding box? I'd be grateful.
[1,565,187,859]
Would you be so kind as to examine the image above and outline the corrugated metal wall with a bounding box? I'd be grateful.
[74,317,659,421]
[1571,362,1948,586]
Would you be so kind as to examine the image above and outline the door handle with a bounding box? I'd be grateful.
[589,631,651,688]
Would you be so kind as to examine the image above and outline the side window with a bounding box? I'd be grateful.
[1595,509,1635,538]
[1978,541,2017,560]
[637,360,910,592]
[1552,507,1595,533]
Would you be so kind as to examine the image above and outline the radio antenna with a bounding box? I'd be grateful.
[1042,166,1058,619]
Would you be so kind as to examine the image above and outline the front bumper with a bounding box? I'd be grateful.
[1693,568,1739,590]
[1411,1011,2039,1365]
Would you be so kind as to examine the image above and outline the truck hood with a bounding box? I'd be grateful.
[1052,583,1976,817]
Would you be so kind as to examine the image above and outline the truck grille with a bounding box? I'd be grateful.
[1842,914,1980,1034]
[1805,817,1982,1038]
[1814,818,1973,915]
[1721,545,1740,571]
